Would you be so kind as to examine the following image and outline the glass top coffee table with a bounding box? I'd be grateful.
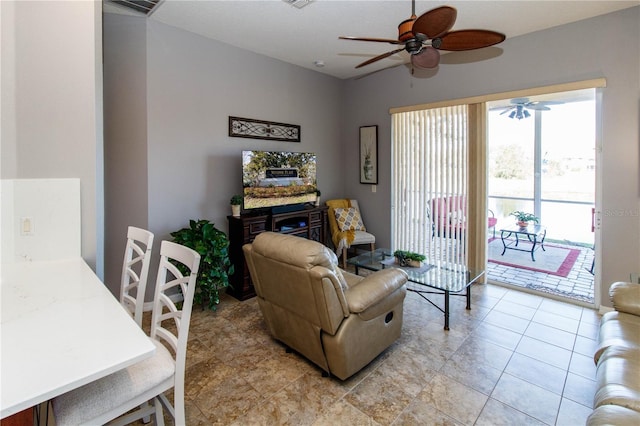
[347,249,485,330]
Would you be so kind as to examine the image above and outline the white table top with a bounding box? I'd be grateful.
[1,258,156,418]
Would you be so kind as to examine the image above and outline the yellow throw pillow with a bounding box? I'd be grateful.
[334,207,366,232]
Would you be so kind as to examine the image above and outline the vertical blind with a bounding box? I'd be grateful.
[391,105,469,266]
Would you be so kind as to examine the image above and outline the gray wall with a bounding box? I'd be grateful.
[103,15,344,297]
[340,7,640,307]
[105,7,638,308]
[103,13,149,292]
[1,0,103,273]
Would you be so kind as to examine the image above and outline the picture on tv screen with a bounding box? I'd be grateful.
[242,150,317,210]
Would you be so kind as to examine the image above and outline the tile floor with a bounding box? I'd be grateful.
[173,281,600,425]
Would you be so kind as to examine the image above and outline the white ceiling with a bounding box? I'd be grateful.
[105,0,639,80]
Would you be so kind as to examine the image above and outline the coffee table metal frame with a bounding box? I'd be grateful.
[347,249,484,330]
[499,224,547,262]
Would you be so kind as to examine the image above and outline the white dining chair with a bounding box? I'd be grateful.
[52,240,201,426]
[120,226,154,327]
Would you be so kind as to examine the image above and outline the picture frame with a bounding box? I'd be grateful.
[229,116,300,142]
[359,125,378,184]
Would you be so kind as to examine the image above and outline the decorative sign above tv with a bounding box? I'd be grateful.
[229,116,300,142]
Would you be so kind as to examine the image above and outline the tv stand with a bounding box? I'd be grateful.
[227,205,328,300]
[271,203,306,214]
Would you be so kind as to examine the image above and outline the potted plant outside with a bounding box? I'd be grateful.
[230,194,243,217]
[393,250,426,268]
[170,219,234,310]
[510,211,539,227]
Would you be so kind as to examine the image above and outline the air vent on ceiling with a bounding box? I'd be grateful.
[106,0,162,16]
[282,0,314,9]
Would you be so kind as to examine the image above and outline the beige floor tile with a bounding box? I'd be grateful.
[168,282,601,425]
[417,373,488,424]
[491,373,562,424]
[345,369,414,425]
[475,398,546,426]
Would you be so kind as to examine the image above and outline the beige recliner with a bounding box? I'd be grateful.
[243,232,407,380]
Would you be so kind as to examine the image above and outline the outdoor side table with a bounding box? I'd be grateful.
[500,223,547,261]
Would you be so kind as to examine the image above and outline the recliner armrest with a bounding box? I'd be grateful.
[610,281,640,316]
[345,269,408,313]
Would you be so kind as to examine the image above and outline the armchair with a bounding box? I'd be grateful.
[326,199,375,268]
[428,195,497,239]
[243,232,407,380]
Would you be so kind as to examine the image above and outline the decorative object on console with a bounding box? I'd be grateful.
[170,220,234,310]
[360,125,378,184]
[229,116,300,142]
[230,194,243,217]
[315,189,321,206]
[509,210,539,227]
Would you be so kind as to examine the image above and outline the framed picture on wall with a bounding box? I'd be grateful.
[359,125,378,184]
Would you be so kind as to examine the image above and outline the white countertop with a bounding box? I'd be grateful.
[1,258,156,418]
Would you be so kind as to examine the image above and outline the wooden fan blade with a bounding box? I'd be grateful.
[355,48,405,68]
[439,30,506,51]
[413,6,457,39]
[339,36,403,45]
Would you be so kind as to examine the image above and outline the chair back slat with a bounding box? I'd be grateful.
[119,227,154,327]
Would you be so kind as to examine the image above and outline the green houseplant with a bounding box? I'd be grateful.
[230,194,242,216]
[170,219,234,310]
[510,211,539,227]
[393,250,426,267]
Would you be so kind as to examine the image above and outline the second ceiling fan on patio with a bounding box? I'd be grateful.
[495,98,565,120]
[339,0,506,70]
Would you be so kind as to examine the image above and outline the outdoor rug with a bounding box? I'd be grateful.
[488,237,581,277]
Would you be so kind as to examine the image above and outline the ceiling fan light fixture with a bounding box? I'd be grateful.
[411,46,440,69]
[509,110,516,119]
[524,110,531,118]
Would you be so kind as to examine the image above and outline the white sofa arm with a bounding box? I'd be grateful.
[610,281,640,316]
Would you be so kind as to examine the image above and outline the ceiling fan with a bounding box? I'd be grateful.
[495,97,564,119]
[339,0,505,70]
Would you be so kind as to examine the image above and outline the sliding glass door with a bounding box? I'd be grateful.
[488,89,596,245]
[487,88,596,303]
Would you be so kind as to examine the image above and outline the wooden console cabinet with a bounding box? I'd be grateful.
[227,205,329,300]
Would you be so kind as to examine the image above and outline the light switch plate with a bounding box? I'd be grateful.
[20,217,34,236]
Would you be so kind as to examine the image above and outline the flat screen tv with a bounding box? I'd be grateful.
[242,150,317,210]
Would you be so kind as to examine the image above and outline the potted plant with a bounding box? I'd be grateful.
[170,219,234,310]
[315,189,321,206]
[510,211,539,227]
[230,194,243,217]
[393,250,426,268]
